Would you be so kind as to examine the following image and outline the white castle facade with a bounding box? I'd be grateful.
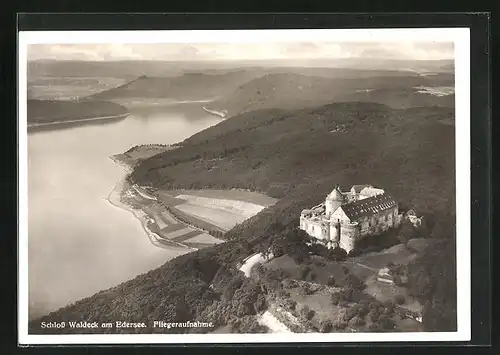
[299,185,403,253]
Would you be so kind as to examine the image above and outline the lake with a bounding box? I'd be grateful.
[27,103,221,320]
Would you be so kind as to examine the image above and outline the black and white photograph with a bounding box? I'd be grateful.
[18,27,471,344]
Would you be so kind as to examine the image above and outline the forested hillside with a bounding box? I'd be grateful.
[204,72,454,116]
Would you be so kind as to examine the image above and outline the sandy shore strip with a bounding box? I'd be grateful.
[106,178,191,252]
[107,153,225,251]
[28,112,130,128]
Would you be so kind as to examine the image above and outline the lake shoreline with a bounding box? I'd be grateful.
[28,112,131,130]
[106,158,194,252]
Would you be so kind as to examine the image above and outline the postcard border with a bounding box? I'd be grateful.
[17,26,474,345]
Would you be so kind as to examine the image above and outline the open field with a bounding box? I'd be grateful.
[151,189,277,232]
[172,189,278,207]
[174,203,253,231]
[28,76,127,100]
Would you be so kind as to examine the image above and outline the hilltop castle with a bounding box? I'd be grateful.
[299,185,403,253]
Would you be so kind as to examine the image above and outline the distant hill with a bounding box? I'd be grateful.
[86,71,263,101]
[29,100,456,334]
[27,99,129,125]
[205,72,454,116]
[27,58,454,79]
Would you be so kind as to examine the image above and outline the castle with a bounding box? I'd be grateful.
[299,185,403,253]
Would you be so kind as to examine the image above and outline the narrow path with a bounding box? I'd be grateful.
[343,260,378,272]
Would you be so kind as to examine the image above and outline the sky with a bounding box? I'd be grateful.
[27,42,454,62]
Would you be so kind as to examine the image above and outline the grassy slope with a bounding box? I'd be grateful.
[205,72,454,116]
[27,99,129,124]
[29,100,456,334]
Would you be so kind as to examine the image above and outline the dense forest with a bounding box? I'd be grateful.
[29,100,457,334]
[27,99,129,124]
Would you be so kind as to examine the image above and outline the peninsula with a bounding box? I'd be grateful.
[27,99,130,128]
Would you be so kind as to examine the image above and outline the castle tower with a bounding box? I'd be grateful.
[339,222,360,253]
[325,185,345,217]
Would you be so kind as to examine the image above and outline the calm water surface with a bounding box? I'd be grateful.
[28,104,221,319]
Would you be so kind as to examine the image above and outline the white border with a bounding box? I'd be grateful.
[18,28,471,345]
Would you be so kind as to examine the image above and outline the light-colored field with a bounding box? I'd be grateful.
[28,77,127,100]
[172,189,278,207]
[152,213,169,229]
[174,203,248,231]
[176,195,265,217]
[172,194,270,231]
[160,211,178,224]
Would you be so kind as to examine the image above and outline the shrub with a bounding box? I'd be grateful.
[303,284,316,295]
[333,321,348,330]
[349,316,366,327]
[358,304,370,318]
[282,278,297,289]
[300,305,315,320]
[306,272,317,282]
[299,266,311,280]
[383,302,395,315]
[344,274,366,290]
[327,277,336,287]
[319,320,333,333]
[395,294,406,305]
[329,247,347,261]
[282,298,297,311]
[379,316,396,331]
[369,310,380,323]
[331,293,341,305]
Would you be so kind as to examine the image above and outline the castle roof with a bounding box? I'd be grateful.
[327,185,345,201]
[341,193,397,220]
[351,184,372,193]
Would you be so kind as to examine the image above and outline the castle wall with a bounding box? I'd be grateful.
[300,217,329,241]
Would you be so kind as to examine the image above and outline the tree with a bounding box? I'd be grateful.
[379,316,396,331]
[319,320,333,333]
[395,294,406,305]
[349,316,365,327]
[327,276,336,287]
[300,306,315,320]
[398,220,417,245]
